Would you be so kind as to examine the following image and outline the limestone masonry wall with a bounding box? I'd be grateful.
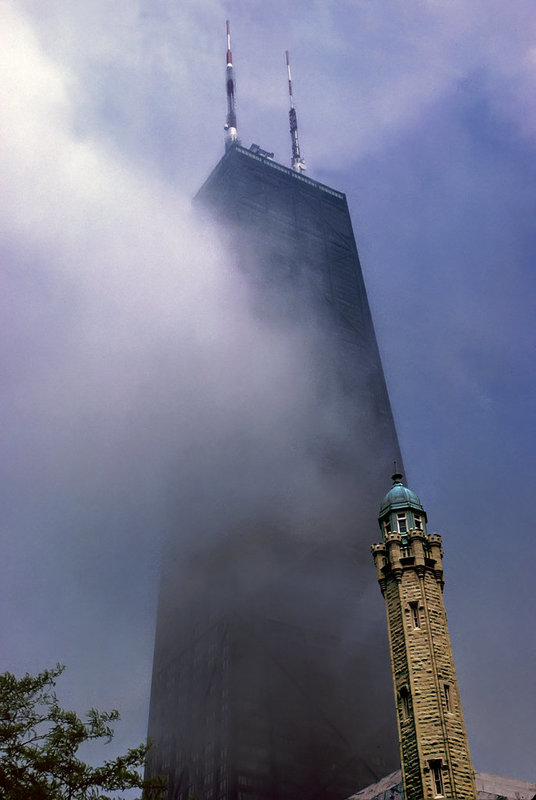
[373,529,477,800]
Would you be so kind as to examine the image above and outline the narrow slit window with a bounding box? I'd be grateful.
[399,686,411,720]
[429,760,444,797]
[409,602,420,629]
[397,513,407,533]
[443,683,452,712]
[384,517,391,535]
[414,513,423,530]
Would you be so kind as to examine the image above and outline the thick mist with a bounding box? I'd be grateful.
[1,6,392,778]
[3,0,536,785]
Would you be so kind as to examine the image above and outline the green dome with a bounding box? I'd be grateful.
[379,473,426,518]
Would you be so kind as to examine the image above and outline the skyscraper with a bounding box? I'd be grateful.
[145,142,404,800]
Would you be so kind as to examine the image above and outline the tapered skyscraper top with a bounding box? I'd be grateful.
[147,141,404,800]
[146,25,404,800]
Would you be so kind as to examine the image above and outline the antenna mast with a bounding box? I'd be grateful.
[224,20,238,150]
[285,51,306,172]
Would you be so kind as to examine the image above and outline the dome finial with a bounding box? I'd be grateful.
[391,461,404,485]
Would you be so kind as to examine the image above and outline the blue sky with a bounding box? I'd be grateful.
[1,0,535,784]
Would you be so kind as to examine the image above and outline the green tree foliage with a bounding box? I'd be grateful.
[0,664,165,800]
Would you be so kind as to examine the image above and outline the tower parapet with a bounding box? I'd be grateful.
[372,473,477,800]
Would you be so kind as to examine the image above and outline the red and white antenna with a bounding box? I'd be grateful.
[285,51,306,172]
[224,20,238,150]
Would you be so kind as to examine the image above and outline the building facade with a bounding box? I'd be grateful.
[145,144,404,800]
[371,474,477,800]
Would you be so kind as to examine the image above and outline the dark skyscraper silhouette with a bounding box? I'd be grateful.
[145,143,404,800]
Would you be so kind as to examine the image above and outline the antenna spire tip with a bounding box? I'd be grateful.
[285,49,306,172]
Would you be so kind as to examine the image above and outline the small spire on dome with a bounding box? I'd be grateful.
[391,462,404,485]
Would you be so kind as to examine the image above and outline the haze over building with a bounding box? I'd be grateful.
[146,23,404,800]
[0,4,534,795]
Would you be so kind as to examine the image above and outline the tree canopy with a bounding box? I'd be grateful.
[0,664,164,800]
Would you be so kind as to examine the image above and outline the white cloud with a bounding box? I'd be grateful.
[0,0,324,716]
[8,0,536,176]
